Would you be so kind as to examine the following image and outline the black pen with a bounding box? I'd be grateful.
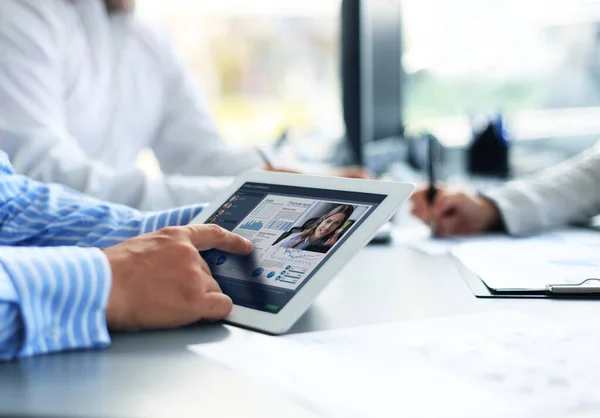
[427,135,438,233]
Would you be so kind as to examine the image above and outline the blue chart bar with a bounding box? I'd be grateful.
[266,219,294,231]
[240,219,264,231]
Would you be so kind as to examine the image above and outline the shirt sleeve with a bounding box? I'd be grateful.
[0,160,207,360]
[482,145,600,236]
[0,2,237,210]
[149,30,263,177]
[0,165,206,250]
[0,246,111,361]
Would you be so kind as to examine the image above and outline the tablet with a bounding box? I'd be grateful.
[191,171,414,334]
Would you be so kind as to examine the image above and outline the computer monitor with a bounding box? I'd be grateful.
[341,0,405,166]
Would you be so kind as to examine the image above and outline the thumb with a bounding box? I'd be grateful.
[184,224,253,254]
[198,292,234,321]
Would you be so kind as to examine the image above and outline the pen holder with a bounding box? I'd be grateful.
[467,115,510,178]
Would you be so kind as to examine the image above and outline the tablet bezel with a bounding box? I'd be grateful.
[190,170,414,334]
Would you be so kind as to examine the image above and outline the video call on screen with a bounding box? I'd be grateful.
[201,183,385,313]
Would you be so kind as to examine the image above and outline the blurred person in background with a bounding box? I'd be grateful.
[411,146,600,237]
[0,0,368,211]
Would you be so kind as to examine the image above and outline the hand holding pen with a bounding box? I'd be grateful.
[410,186,502,237]
[411,136,502,236]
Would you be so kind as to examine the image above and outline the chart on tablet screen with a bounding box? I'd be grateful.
[270,247,322,265]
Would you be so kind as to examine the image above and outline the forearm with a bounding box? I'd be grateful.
[0,247,111,361]
[1,130,233,211]
[76,204,206,248]
[0,158,205,249]
[483,146,600,236]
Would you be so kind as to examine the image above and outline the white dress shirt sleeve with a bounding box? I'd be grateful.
[483,145,600,236]
[150,32,263,177]
[1,128,235,210]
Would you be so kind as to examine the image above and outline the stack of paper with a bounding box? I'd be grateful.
[189,312,600,417]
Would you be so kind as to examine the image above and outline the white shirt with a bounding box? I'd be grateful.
[484,145,600,236]
[0,0,262,210]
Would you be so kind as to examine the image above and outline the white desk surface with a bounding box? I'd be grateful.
[1,225,598,417]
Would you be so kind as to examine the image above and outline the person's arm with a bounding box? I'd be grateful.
[0,213,251,361]
[2,129,237,210]
[483,146,600,236]
[0,2,236,210]
[0,246,111,361]
[149,29,262,177]
[0,151,224,360]
[0,153,206,249]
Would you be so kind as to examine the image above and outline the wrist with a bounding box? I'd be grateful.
[103,249,128,331]
[480,197,503,231]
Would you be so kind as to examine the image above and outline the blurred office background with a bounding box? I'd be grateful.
[136,0,600,176]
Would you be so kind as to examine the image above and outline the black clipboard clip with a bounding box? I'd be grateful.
[547,278,600,296]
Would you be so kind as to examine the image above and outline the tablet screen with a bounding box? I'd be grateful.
[201,182,386,313]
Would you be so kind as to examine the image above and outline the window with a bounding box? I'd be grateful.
[136,0,342,151]
[137,0,600,167]
[402,0,600,152]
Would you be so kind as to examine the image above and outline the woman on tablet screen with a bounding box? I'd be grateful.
[278,205,355,252]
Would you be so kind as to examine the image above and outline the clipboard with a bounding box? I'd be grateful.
[450,253,600,299]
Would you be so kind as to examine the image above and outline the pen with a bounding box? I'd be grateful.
[427,135,438,233]
[255,147,275,170]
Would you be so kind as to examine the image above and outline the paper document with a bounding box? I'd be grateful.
[189,312,600,417]
[390,218,484,256]
[399,231,509,256]
[452,239,600,290]
[397,223,600,256]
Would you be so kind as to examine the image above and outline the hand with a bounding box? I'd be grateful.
[410,186,502,236]
[324,232,340,246]
[103,224,253,331]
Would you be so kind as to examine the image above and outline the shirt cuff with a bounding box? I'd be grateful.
[139,204,206,234]
[0,246,112,358]
[482,182,547,236]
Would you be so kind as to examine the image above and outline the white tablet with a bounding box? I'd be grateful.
[191,171,414,334]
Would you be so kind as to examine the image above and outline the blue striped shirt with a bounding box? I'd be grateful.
[0,152,205,360]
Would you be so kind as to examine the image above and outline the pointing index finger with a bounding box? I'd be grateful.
[184,224,253,254]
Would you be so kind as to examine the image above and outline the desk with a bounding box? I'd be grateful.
[1,235,599,417]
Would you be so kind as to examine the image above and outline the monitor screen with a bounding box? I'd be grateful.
[367,0,404,142]
[342,0,405,165]
[201,182,385,314]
